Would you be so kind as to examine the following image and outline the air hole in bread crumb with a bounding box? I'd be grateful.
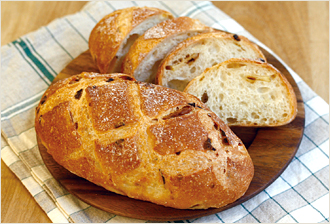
[282,113,288,117]
[201,92,209,103]
[240,101,247,107]
[257,87,270,93]
[271,74,277,79]
[227,62,246,69]
[251,112,259,119]
[226,117,237,123]
[165,65,173,70]
[190,66,196,73]
[220,72,227,81]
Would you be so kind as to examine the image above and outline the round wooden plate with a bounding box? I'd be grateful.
[38,46,305,221]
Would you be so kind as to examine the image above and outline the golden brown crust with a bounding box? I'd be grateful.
[155,32,267,85]
[122,17,214,76]
[35,72,254,209]
[89,7,173,74]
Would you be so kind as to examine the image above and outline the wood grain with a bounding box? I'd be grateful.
[37,47,305,221]
[1,1,326,223]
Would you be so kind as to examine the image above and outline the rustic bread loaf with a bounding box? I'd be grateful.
[35,72,254,209]
[89,7,173,74]
[156,32,266,91]
[122,17,214,83]
[184,59,297,126]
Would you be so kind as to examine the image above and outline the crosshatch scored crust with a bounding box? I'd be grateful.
[35,72,254,209]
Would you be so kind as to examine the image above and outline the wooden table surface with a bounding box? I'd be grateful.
[1,1,328,223]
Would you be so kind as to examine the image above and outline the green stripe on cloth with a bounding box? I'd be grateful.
[12,39,54,83]
[24,38,57,77]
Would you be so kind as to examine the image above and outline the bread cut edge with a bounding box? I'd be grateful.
[184,58,298,127]
[155,32,266,91]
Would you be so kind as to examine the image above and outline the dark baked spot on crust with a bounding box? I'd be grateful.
[159,169,166,185]
[69,76,81,84]
[163,106,193,120]
[106,78,115,82]
[114,121,125,128]
[203,138,216,151]
[119,75,134,81]
[74,89,83,100]
[233,34,240,41]
[40,96,47,105]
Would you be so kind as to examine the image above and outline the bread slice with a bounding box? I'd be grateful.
[156,32,266,91]
[89,7,173,73]
[184,58,297,126]
[122,17,214,83]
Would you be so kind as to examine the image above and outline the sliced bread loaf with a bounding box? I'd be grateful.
[156,32,266,91]
[184,58,297,126]
[89,7,173,74]
[122,17,214,83]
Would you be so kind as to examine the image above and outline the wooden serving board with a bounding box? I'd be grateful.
[38,46,305,221]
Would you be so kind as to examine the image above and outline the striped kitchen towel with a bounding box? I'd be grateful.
[1,1,329,223]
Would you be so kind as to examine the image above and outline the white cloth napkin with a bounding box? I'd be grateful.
[1,1,329,223]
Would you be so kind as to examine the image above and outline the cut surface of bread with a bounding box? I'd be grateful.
[89,7,173,74]
[156,32,266,91]
[35,72,254,209]
[122,17,214,83]
[184,59,297,126]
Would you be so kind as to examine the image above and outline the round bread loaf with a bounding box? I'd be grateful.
[35,72,254,209]
[89,7,173,74]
